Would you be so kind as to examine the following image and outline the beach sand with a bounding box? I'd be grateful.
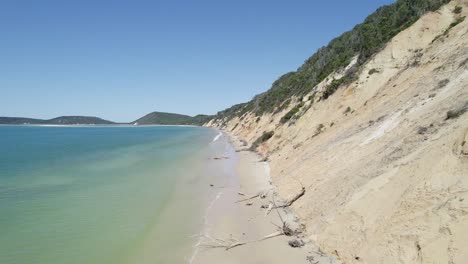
[190,133,337,264]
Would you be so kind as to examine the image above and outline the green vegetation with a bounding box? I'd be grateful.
[368,68,380,75]
[0,116,115,125]
[449,16,466,29]
[250,131,274,150]
[212,0,450,123]
[133,112,212,125]
[446,102,468,120]
[280,102,304,123]
[190,114,214,125]
[0,117,45,125]
[436,79,450,89]
[344,106,352,114]
[323,76,352,99]
[433,15,466,42]
[1,113,213,126]
[453,6,462,14]
[48,116,115,125]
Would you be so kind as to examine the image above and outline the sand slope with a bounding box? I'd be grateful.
[206,1,468,263]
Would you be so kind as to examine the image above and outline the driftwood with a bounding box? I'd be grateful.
[265,203,273,216]
[235,189,270,203]
[288,238,305,248]
[235,194,259,203]
[274,184,305,208]
[199,185,305,251]
[213,156,229,160]
[200,235,247,250]
[200,196,295,251]
[200,230,284,251]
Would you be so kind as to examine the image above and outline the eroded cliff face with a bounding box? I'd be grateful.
[206,1,468,263]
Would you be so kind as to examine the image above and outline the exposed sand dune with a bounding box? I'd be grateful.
[206,1,468,263]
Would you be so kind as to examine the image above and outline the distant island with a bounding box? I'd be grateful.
[0,116,115,125]
[0,112,213,126]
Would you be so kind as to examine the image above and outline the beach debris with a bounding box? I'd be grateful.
[306,256,320,264]
[288,238,305,248]
[213,156,229,160]
[199,189,303,252]
[259,230,284,241]
[240,139,248,146]
[265,203,274,216]
[199,230,285,251]
[235,193,260,203]
[236,189,271,203]
[445,102,468,120]
[260,202,274,216]
[274,182,305,208]
[271,195,304,237]
[199,235,246,251]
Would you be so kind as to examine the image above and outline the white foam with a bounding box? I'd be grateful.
[187,191,223,264]
[211,132,223,142]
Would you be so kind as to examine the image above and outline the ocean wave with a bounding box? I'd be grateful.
[211,132,222,142]
[188,191,223,264]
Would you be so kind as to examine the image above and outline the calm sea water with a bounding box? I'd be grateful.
[0,125,228,264]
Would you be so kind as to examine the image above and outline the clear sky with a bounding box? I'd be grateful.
[1,0,395,122]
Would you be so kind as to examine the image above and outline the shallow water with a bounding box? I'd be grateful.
[0,125,228,264]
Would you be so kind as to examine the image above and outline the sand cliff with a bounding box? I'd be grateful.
[206,1,468,263]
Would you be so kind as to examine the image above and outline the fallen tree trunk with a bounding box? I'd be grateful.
[274,185,305,208]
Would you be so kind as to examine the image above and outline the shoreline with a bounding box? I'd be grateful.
[0,124,202,127]
[190,130,338,264]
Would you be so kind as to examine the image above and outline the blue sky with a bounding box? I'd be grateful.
[1,0,394,122]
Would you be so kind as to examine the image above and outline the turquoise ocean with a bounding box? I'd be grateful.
[0,125,232,264]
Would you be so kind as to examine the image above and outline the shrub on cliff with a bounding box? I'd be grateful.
[250,131,274,150]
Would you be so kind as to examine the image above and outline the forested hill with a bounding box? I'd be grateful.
[132,112,212,125]
[211,0,451,123]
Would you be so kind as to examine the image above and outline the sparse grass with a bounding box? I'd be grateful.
[280,102,304,124]
[343,106,352,114]
[446,102,468,120]
[274,98,291,114]
[417,126,428,135]
[250,131,274,150]
[432,16,465,43]
[436,79,450,89]
[312,124,325,137]
[459,57,468,68]
[323,76,351,99]
[449,16,465,29]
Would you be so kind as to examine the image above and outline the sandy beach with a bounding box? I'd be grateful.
[190,132,338,264]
